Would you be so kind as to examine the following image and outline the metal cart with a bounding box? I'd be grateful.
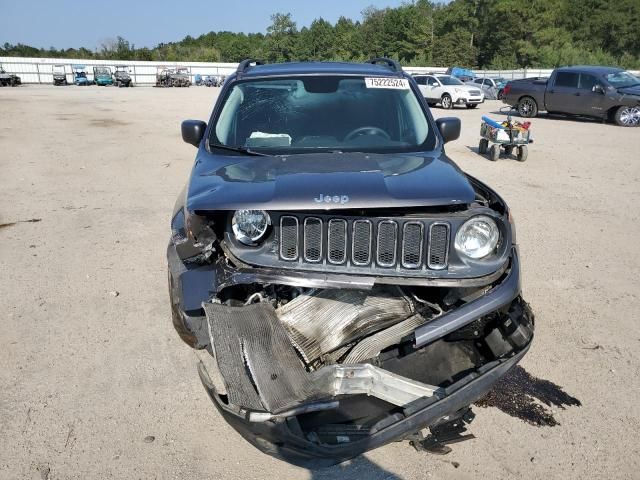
[479,108,531,162]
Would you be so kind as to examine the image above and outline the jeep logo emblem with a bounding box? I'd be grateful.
[314,194,350,205]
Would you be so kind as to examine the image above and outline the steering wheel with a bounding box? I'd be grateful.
[344,126,391,142]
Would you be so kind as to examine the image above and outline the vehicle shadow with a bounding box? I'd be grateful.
[309,455,403,480]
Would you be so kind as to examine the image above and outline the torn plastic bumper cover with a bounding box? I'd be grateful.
[198,339,531,466]
[192,249,533,464]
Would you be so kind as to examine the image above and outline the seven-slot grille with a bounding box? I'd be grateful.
[279,216,450,270]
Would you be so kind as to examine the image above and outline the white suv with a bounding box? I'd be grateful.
[414,74,485,109]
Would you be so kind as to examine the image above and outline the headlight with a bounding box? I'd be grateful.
[232,210,270,245]
[454,88,462,93]
[454,216,500,259]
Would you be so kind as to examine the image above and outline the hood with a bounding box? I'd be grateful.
[186,151,476,212]
[617,85,640,97]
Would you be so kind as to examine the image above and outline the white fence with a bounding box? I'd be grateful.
[2,56,636,85]
[0,57,239,85]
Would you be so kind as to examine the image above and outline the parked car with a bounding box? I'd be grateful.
[93,66,113,86]
[502,66,640,126]
[52,64,68,86]
[168,58,534,467]
[72,65,91,86]
[0,66,21,87]
[414,74,485,109]
[113,66,132,87]
[468,77,507,100]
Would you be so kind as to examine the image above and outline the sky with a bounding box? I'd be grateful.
[0,0,415,51]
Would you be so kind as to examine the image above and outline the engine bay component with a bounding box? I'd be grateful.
[343,312,428,363]
[276,287,414,364]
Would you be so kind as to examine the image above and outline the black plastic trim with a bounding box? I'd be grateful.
[413,247,521,348]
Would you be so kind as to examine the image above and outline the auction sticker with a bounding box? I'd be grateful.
[365,77,410,89]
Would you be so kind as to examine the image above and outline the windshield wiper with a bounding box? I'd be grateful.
[209,143,267,156]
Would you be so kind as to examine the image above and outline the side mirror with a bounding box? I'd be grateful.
[181,120,207,147]
[435,117,461,144]
[592,84,605,94]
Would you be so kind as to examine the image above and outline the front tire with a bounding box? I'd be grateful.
[613,106,638,127]
[517,146,528,162]
[441,94,453,110]
[518,96,538,118]
[479,139,488,154]
[489,144,500,161]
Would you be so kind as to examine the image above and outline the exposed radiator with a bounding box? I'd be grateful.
[276,287,413,364]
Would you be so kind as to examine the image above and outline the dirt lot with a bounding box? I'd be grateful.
[1,85,639,480]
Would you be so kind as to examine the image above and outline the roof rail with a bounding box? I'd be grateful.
[366,57,402,73]
[236,59,264,78]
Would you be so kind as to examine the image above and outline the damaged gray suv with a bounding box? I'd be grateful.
[167,58,534,467]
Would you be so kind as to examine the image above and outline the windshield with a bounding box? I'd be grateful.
[95,68,110,75]
[605,71,640,88]
[438,76,463,86]
[212,76,435,154]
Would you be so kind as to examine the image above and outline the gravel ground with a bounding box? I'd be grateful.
[1,85,639,480]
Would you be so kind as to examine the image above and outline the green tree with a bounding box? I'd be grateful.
[1,2,638,69]
[265,13,298,62]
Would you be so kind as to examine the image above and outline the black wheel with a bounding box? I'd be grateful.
[497,89,504,100]
[478,139,488,154]
[489,144,500,161]
[441,94,453,109]
[466,104,478,109]
[517,146,528,162]
[517,96,538,118]
[613,106,638,127]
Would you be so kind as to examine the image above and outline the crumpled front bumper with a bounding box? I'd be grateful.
[198,344,530,467]
[167,243,533,466]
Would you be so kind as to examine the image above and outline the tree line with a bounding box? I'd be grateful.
[2,0,639,69]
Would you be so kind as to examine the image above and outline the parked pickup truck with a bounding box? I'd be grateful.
[502,66,640,126]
